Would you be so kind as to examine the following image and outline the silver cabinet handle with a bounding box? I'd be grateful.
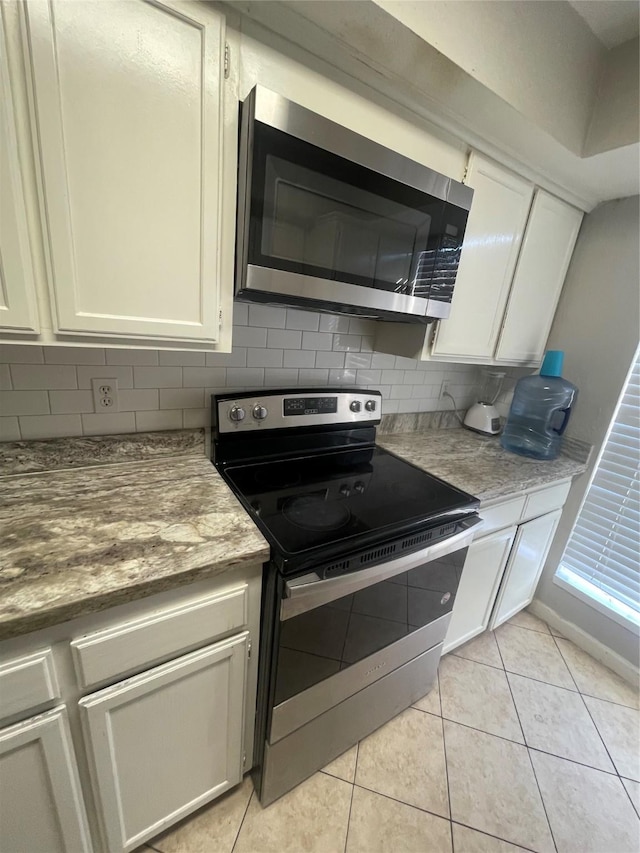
[281,516,483,621]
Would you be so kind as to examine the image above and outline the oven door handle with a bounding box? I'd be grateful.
[281,516,483,621]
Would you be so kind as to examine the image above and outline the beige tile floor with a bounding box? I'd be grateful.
[144,611,640,853]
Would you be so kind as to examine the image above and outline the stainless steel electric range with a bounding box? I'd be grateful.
[211,388,481,806]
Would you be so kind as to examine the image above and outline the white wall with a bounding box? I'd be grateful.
[373,0,604,155]
[586,37,640,156]
[535,195,640,665]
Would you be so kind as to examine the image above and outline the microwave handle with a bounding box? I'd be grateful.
[281,516,483,621]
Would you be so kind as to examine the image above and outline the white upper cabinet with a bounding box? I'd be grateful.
[23,0,225,344]
[495,190,583,363]
[0,12,40,334]
[431,153,534,361]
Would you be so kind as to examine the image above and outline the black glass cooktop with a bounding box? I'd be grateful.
[224,446,477,566]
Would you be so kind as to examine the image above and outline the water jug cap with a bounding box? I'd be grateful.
[540,350,564,377]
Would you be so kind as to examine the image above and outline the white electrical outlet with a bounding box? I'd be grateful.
[439,380,450,400]
[91,378,119,412]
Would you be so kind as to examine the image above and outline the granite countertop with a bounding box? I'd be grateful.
[0,456,269,641]
[377,428,589,502]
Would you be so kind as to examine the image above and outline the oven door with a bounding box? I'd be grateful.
[237,87,471,322]
[269,519,480,744]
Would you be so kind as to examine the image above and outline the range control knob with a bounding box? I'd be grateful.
[252,404,268,420]
[339,484,351,497]
[365,399,377,412]
[354,481,366,494]
[229,405,246,422]
[350,400,362,412]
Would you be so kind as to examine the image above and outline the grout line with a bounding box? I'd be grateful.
[230,787,254,853]
[496,637,559,853]
[620,778,640,819]
[352,780,450,824]
[441,715,454,850]
[343,773,356,853]
[451,820,541,853]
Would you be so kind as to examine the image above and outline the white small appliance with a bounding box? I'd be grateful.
[463,370,505,436]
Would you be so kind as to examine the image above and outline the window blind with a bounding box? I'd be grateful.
[557,357,640,622]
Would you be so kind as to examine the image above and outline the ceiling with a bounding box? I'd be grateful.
[568,0,640,48]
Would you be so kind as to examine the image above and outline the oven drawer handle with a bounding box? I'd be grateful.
[281,516,483,620]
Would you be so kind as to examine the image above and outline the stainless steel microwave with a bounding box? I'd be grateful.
[236,86,473,323]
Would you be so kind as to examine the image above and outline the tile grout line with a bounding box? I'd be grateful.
[495,629,559,853]
[451,819,541,853]
[230,787,254,853]
[352,780,450,824]
[440,713,455,852]
[343,742,359,853]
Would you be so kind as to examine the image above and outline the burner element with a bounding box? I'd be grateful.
[283,494,352,531]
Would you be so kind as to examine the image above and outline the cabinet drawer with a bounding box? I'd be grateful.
[522,481,571,521]
[72,584,248,690]
[0,649,60,723]
[478,496,526,537]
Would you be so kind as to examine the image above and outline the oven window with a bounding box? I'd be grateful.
[274,549,466,706]
[248,123,465,301]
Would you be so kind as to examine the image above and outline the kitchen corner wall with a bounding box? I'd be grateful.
[0,304,481,442]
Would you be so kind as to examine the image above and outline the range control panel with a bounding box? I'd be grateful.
[215,389,382,433]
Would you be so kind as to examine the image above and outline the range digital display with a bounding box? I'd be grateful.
[283,397,338,416]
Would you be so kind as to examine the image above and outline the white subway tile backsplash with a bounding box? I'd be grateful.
[133,366,181,389]
[332,334,361,352]
[183,367,226,388]
[248,348,283,368]
[315,351,345,368]
[264,368,299,386]
[0,417,20,441]
[345,352,372,370]
[205,348,247,368]
[371,353,396,369]
[233,326,268,348]
[11,364,77,390]
[0,390,50,416]
[49,390,95,415]
[20,414,83,439]
[119,389,160,411]
[135,410,183,431]
[302,331,333,351]
[159,351,205,366]
[226,367,265,386]
[319,314,350,333]
[267,329,302,349]
[383,399,400,414]
[248,304,286,328]
[159,388,203,410]
[0,345,44,363]
[0,307,489,442]
[284,350,316,368]
[298,368,329,385]
[232,302,249,325]
[0,365,11,391]
[44,347,106,365]
[77,365,133,389]
[106,348,159,366]
[286,308,319,331]
[81,412,136,436]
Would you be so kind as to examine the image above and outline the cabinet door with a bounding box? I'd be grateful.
[0,11,40,334]
[431,153,533,360]
[444,526,517,653]
[490,509,562,630]
[24,0,224,343]
[0,706,92,853]
[495,191,582,363]
[80,633,247,853]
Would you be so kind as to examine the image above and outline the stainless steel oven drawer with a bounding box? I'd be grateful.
[270,612,450,743]
[259,642,442,807]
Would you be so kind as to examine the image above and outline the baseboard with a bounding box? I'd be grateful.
[529,600,639,687]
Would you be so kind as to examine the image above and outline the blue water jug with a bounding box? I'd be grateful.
[500,351,578,460]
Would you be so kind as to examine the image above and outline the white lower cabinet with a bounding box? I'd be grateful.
[444,526,517,653]
[80,633,248,853]
[489,509,562,630]
[0,706,92,853]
